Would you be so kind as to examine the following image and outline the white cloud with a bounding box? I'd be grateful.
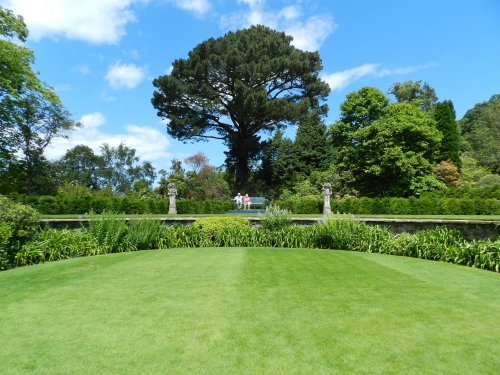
[285,15,334,51]
[167,0,211,16]
[222,0,335,51]
[322,64,379,91]
[46,112,172,164]
[322,63,436,91]
[80,112,107,128]
[105,62,146,89]
[3,0,144,44]
[376,63,437,77]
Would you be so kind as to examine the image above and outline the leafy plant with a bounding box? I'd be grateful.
[259,205,292,231]
[87,218,135,253]
[393,227,465,260]
[15,229,104,266]
[125,220,167,250]
[311,217,393,253]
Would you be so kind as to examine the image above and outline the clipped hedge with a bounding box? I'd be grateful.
[274,196,500,215]
[10,195,233,215]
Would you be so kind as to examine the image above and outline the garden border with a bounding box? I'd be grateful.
[40,217,499,240]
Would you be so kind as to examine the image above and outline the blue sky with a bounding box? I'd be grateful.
[2,0,499,172]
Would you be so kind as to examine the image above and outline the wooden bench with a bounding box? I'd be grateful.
[249,197,267,209]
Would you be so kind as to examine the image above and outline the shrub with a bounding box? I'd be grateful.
[259,205,292,231]
[192,216,251,240]
[0,196,40,268]
[0,222,13,270]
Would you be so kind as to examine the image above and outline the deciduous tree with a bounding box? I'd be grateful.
[459,95,500,174]
[388,80,438,113]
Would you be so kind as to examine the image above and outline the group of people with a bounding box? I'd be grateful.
[233,193,251,210]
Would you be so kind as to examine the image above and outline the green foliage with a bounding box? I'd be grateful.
[257,130,297,197]
[0,6,58,103]
[56,182,94,198]
[125,220,167,250]
[100,142,157,194]
[420,185,500,199]
[274,196,323,214]
[276,196,500,215]
[3,213,498,273]
[292,112,331,176]
[0,222,12,270]
[434,100,461,169]
[460,94,500,173]
[87,218,135,253]
[157,225,209,249]
[452,239,500,272]
[338,86,389,129]
[193,216,251,239]
[152,25,330,190]
[388,80,438,113]
[0,6,28,41]
[158,152,230,200]
[0,196,40,267]
[392,227,464,260]
[56,145,105,190]
[311,218,393,253]
[329,88,444,197]
[11,194,235,215]
[259,205,292,231]
[15,229,103,266]
[176,199,233,214]
[352,103,443,196]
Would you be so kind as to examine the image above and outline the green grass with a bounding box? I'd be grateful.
[1,248,499,374]
[41,213,500,221]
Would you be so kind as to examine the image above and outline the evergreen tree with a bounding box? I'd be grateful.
[152,25,329,191]
[433,100,461,170]
[293,112,330,176]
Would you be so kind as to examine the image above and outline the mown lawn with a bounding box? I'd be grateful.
[1,248,499,374]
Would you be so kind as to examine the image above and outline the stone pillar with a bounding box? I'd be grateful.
[168,183,178,215]
[322,183,332,215]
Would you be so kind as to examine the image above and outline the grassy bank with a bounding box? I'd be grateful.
[1,248,499,374]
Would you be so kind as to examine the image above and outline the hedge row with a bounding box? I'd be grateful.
[8,195,500,215]
[11,195,233,215]
[274,196,500,215]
